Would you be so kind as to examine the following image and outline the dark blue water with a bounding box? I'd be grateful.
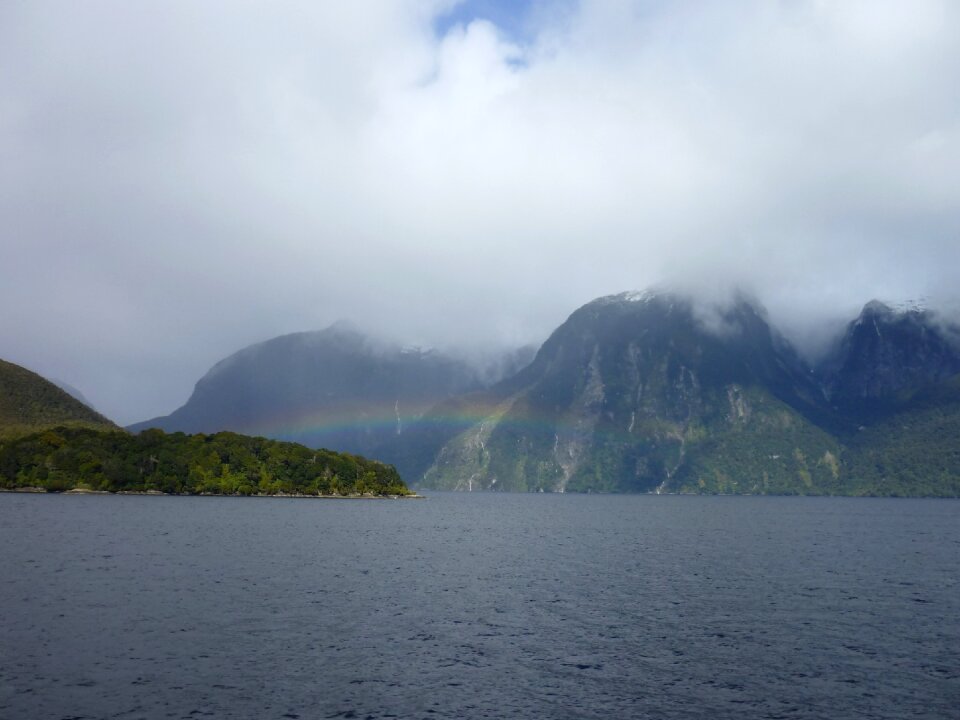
[1,493,958,720]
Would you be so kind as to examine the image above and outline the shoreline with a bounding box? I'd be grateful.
[0,487,424,499]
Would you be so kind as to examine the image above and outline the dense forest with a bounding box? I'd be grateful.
[0,427,412,497]
[837,376,960,497]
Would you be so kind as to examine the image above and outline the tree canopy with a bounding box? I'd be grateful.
[0,427,412,497]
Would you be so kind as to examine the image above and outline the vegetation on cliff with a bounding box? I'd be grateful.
[419,293,960,497]
[837,376,960,497]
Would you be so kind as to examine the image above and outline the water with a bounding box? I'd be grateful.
[1,493,958,720]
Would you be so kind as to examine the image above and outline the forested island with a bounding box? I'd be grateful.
[0,358,414,498]
[0,426,413,497]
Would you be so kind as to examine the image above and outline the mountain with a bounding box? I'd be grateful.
[419,291,845,494]
[51,379,97,411]
[128,323,514,476]
[415,292,960,496]
[0,359,116,438]
[124,294,960,496]
[818,300,960,418]
[813,301,960,495]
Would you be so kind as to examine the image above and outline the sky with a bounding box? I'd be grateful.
[2,0,959,425]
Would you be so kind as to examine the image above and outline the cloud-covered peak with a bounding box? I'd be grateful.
[2,0,959,423]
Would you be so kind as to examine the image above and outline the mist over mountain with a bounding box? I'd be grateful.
[817,300,960,416]
[4,2,960,425]
[416,290,960,496]
[124,288,960,495]
[419,291,841,493]
[129,322,532,471]
[50,379,97,412]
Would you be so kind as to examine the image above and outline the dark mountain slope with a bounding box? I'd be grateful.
[818,300,960,419]
[420,291,841,493]
[128,323,492,476]
[807,300,960,495]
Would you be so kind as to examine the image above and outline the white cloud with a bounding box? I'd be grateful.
[1,0,958,422]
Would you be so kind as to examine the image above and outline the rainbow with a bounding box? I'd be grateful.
[238,402,664,449]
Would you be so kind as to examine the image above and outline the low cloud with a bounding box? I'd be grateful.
[2,0,958,423]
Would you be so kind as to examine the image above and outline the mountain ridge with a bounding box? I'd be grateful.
[418,290,960,496]
[420,290,845,493]
[121,289,960,496]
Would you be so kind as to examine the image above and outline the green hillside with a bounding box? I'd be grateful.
[0,359,116,438]
[838,376,960,496]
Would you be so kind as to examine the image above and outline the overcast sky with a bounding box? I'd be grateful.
[2,0,959,424]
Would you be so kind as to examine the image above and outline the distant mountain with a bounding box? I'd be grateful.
[126,294,960,496]
[0,359,116,438]
[818,300,960,417]
[472,344,539,386]
[419,291,843,494]
[128,323,517,476]
[51,379,96,411]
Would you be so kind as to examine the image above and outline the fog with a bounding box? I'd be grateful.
[2,1,959,424]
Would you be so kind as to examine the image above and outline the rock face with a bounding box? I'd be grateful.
[809,301,960,496]
[818,300,960,415]
[420,292,842,494]
[415,293,960,496]
[128,323,507,476]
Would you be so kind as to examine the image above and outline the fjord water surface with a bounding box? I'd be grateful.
[1,492,957,719]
